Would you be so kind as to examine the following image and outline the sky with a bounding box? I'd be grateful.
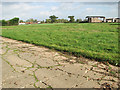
[1,0,119,21]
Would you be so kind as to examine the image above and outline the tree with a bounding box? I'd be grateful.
[0,20,2,26]
[1,20,7,26]
[26,18,34,22]
[49,15,58,23]
[45,19,51,23]
[19,20,24,22]
[56,19,68,23]
[26,18,38,23]
[68,16,75,23]
[64,19,69,23]
[41,20,45,23]
[8,17,19,25]
[34,19,38,23]
[76,19,82,23]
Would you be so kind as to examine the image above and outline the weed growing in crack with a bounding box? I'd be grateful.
[47,85,53,89]
[2,47,10,55]
[13,49,21,53]
[92,64,97,67]
[2,57,16,72]
[33,71,39,82]
[78,61,85,64]
[108,66,112,70]
[109,71,116,75]
[33,83,38,88]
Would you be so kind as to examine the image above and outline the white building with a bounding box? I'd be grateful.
[19,22,26,25]
[37,21,41,24]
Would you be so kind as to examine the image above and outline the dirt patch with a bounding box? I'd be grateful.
[1,28,13,30]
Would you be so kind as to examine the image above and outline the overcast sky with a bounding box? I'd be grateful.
[1,0,119,21]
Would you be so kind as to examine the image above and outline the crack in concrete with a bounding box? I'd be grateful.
[2,56,17,72]
[55,68,75,77]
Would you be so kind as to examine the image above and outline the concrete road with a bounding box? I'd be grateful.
[1,37,119,88]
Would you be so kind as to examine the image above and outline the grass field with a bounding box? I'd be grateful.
[1,23,119,66]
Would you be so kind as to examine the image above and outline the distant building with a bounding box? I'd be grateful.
[25,22,33,24]
[114,18,120,23]
[86,16,105,23]
[26,22,39,25]
[19,22,26,25]
[37,21,41,24]
[106,18,114,23]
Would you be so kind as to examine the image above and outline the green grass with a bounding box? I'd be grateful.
[1,23,119,66]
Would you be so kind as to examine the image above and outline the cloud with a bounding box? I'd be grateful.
[2,3,46,20]
[2,0,120,2]
[51,6,58,11]
[40,11,51,16]
[2,2,118,21]
[86,8,93,11]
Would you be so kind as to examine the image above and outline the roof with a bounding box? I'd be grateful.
[106,18,114,20]
[86,16,105,18]
[19,22,25,23]
[115,18,120,19]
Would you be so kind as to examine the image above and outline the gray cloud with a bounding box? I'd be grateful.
[1,2,118,21]
[1,0,120,2]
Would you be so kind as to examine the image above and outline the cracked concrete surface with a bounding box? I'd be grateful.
[1,37,119,88]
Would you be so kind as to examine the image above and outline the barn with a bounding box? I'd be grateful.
[86,16,105,23]
[114,18,120,23]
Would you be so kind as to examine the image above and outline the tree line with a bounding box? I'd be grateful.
[41,15,87,23]
[0,17,19,26]
[0,15,88,26]
[19,15,87,23]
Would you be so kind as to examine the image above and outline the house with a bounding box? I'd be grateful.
[106,18,114,23]
[86,16,105,23]
[114,18,120,23]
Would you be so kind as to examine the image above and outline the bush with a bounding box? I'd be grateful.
[1,20,8,26]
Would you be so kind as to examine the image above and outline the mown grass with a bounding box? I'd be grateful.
[1,23,119,66]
